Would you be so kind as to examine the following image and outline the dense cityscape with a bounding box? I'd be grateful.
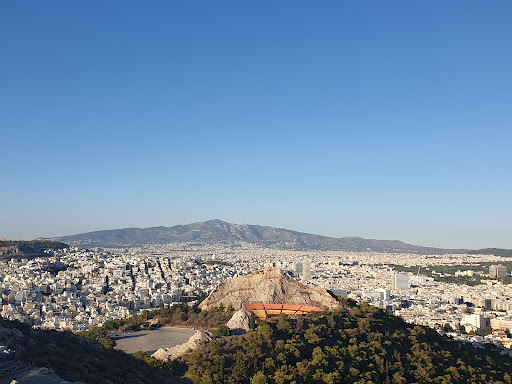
[3,242,512,355]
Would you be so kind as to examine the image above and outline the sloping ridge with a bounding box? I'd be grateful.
[198,268,340,311]
[54,219,511,254]
[55,219,444,253]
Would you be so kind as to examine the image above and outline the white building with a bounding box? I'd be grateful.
[392,273,410,290]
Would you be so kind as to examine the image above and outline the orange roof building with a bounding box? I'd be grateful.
[245,303,324,321]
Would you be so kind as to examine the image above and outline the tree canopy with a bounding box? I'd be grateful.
[182,300,512,384]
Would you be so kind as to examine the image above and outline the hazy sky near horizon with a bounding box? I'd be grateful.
[1,2,511,249]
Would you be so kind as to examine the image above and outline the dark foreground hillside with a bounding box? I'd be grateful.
[3,299,512,384]
[0,317,185,384]
[183,300,512,384]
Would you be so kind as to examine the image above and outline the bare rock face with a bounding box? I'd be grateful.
[226,310,251,335]
[147,317,160,326]
[199,268,340,311]
[153,330,212,362]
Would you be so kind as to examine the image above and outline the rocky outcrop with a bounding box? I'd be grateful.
[226,310,251,335]
[153,331,212,362]
[0,241,68,260]
[0,246,30,258]
[199,268,340,311]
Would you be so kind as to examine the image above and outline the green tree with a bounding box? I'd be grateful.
[213,325,231,337]
[277,317,292,333]
[183,304,512,384]
[252,371,268,384]
[98,336,116,349]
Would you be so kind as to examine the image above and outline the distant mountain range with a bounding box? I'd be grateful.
[48,219,512,256]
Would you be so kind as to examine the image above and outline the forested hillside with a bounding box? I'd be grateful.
[183,300,512,384]
[5,297,512,383]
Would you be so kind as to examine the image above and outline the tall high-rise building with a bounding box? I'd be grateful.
[464,313,484,332]
[376,288,391,300]
[294,260,312,280]
[302,260,311,281]
[392,273,410,290]
[489,265,507,279]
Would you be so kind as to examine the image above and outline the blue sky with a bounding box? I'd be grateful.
[1,1,511,249]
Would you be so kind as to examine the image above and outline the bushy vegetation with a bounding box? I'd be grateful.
[99,335,116,349]
[212,325,232,337]
[78,302,235,339]
[5,297,512,384]
[183,300,512,384]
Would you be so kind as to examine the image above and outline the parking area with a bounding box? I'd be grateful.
[115,327,197,354]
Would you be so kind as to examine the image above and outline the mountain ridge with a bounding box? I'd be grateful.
[49,219,510,255]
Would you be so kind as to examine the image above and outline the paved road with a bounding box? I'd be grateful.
[115,327,197,354]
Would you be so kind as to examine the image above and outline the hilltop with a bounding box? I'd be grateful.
[199,268,340,311]
[0,240,68,260]
[49,219,498,254]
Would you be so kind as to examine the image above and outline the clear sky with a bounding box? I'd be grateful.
[1,1,511,249]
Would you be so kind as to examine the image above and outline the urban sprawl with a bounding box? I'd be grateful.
[2,243,512,354]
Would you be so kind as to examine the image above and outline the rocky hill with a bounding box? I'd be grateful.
[198,268,341,311]
[0,240,68,260]
[52,219,467,253]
